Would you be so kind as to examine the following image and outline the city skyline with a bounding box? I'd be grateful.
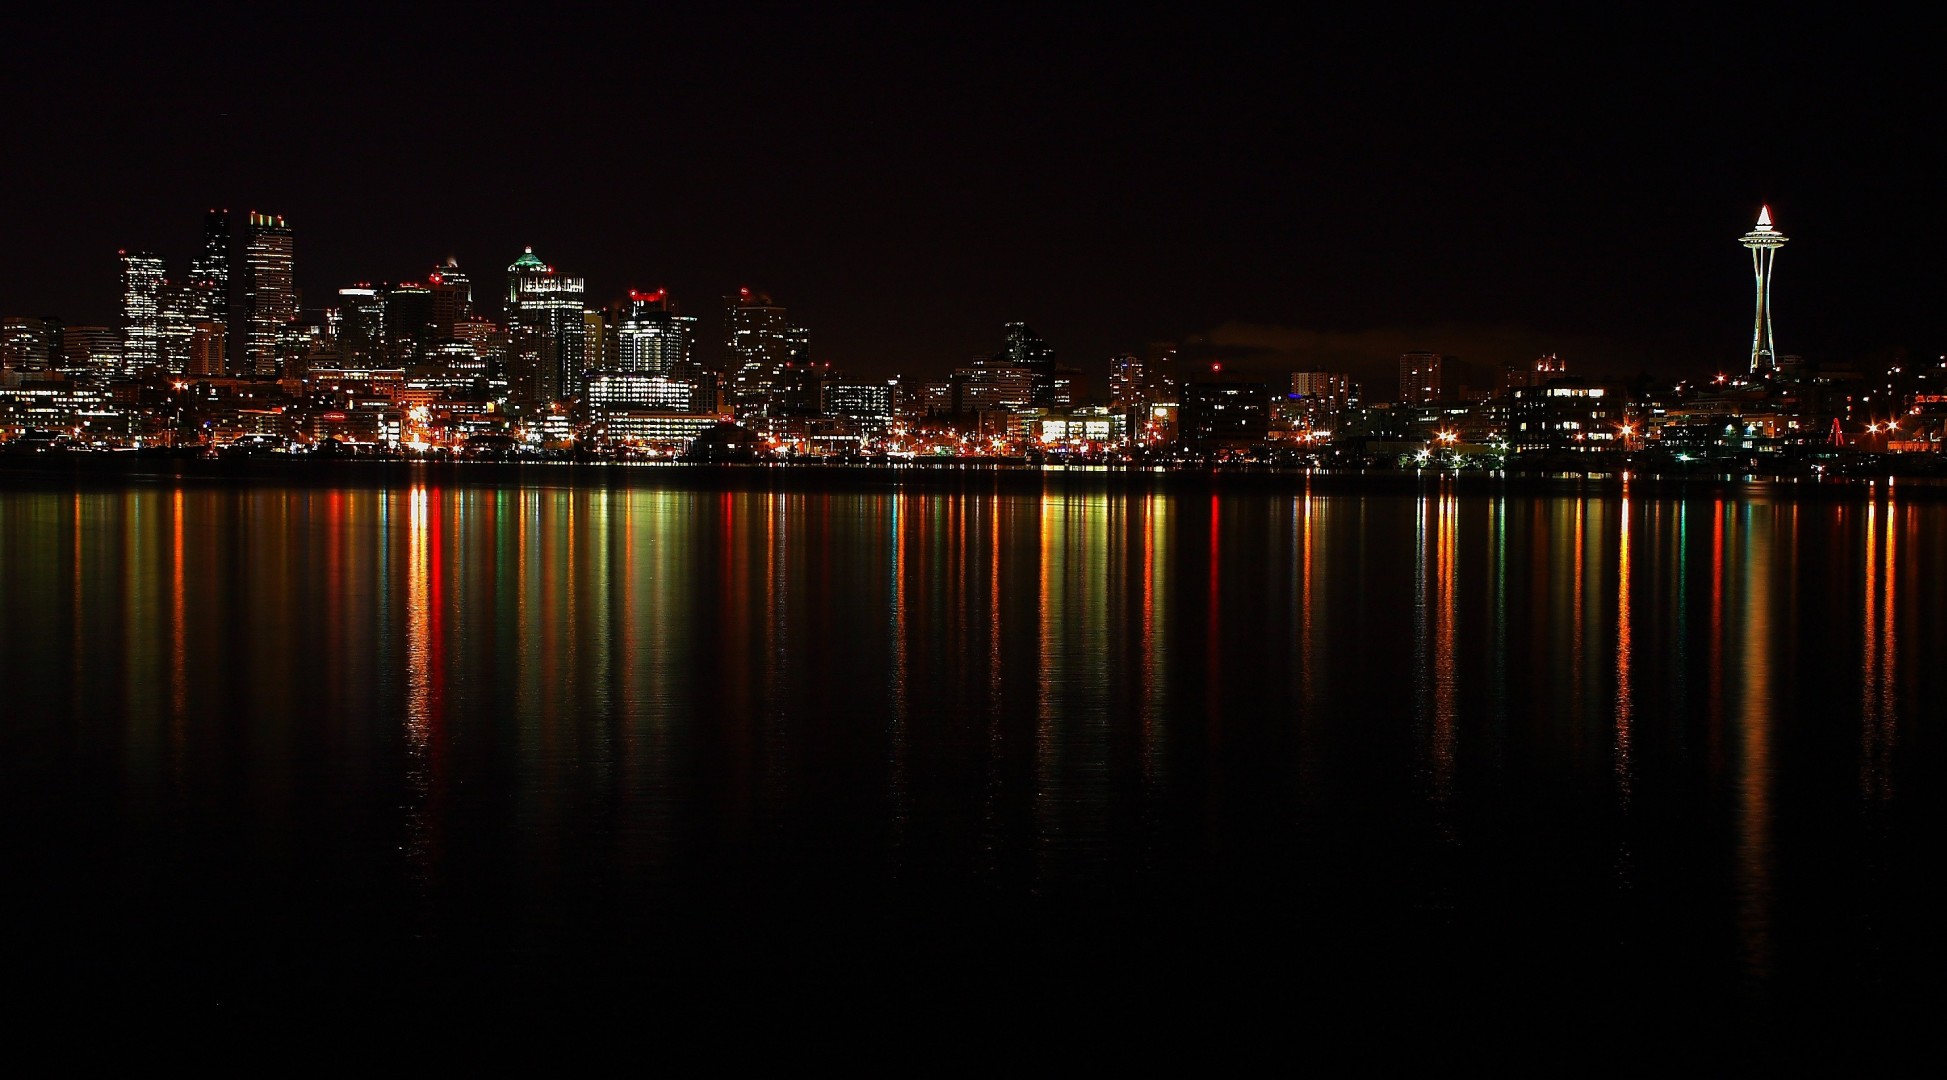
[0,8,1936,384]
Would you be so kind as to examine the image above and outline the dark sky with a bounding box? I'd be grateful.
[1,4,1936,386]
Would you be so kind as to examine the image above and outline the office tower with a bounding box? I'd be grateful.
[428,258,471,338]
[384,281,433,365]
[1290,371,1352,408]
[617,289,694,375]
[336,286,386,365]
[243,212,296,376]
[189,209,230,363]
[1181,380,1270,450]
[1398,352,1450,405]
[1,316,60,374]
[188,322,226,377]
[59,326,120,374]
[158,282,199,374]
[997,321,1058,404]
[583,308,608,371]
[724,288,800,411]
[1741,205,1788,374]
[119,250,166,373]
[505,247,586,404]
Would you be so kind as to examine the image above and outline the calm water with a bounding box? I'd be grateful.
[0,472,1938,1032]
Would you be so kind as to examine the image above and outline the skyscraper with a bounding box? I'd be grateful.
[429,259,471,339]
[617,289,693,375]
[505,247,586,404]
[1398,351,1444,405]
[189,209,230,366]
[1741,205,1788,375]
[336,286,386,366]
[243,212,296,376]
[119,250,166,373]
[158,281,199,374]
[724,289,802,412]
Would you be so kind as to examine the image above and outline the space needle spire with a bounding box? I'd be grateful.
[1740,205,1788,375]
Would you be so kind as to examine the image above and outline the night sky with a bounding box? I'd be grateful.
[1,5,1936,386]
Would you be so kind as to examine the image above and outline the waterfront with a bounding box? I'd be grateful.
[0,475,1938,1036]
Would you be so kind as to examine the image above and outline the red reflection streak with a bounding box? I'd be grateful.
[1862,501,1879,798]
[1708,499,1725,772]
[1432,485,1457,810]
[1300,485,1316,715]
[1615,485,1632,803]
[989,494,1002,715]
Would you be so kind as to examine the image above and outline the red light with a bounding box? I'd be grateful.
[429,272,444,285]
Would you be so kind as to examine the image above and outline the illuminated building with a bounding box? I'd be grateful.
[998,321,1057,404]
[383,282,433,365]
[617,290,693,375]
[188,322,226,377]
[1741,205,1788,374]
[585,372,705,412]
[950,363,1035,414]
[189,209,230,367]
[428,258,471,338]
[1499,353,1566,392]
[505,247,586,404]
[1,316,62,375]
[583,308,608,371]
[158,282,199,374]
[1398,352,1445,405]
[1181,379,1269,450]
[336,286,386,366]
[119,250,166,373]
[243,212,296,376]
[59,326,120,374]
[1508,379,1625,452]
[826,380,895,423]
[1111,345,1176,410]
[1288,371,1353,428]
[724,289,804,413]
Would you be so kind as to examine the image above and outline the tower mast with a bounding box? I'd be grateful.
[1740,205,1788,375]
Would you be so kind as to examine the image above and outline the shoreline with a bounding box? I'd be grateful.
[2,453,1941,500]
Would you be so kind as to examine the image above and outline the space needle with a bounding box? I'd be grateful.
[1741,205,1788,375]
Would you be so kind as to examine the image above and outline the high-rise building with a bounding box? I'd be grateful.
[505,247,586,404]
[724,288,802,412]
[1289,371,1353,426]
[1398,352,1445,405]
[616,289,693,375]
[583,308,609,372]
[59,327,120,375]
[1741,205,1788,375]
[1499,354,1566,393]
[336,286,386,365]
[998,321,1058,404]
[1,316,61,375]
[243,212,296,376]
[119,250,166,373]
[158,282,199,374]
[428,258,471,338]
[384,282,433,365]
[1111,343,1178,409]
[188,322,226,377]
[189,209,230,367]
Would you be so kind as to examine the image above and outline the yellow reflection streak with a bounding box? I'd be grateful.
[1432,482,1458,813]
[405,484,431,752]
[1736,503,1775,985]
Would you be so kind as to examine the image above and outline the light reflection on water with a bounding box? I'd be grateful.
[0,478,1935,1020]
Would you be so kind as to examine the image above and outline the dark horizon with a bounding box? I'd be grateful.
[1,5,1938,387]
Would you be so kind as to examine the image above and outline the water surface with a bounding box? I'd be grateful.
[0,474,1936,1033]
